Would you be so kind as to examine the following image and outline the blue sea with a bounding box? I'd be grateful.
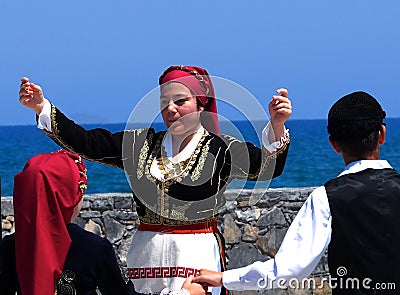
[1,119,400,197]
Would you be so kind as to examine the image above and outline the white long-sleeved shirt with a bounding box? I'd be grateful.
[222,159,393,291]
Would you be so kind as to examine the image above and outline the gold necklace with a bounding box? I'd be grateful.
[156,146,190,179]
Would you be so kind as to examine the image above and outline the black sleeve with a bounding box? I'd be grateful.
[95,239,132,295]
[42,104,126,169]
[222,134,290,181]
[271,141,290,179]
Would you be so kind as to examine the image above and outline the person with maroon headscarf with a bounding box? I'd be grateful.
[0,150,132,295]
[18,65,292,295]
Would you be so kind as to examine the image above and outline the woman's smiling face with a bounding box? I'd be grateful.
[160,82,204,135]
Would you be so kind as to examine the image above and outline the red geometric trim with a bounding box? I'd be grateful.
[127,266,200,279]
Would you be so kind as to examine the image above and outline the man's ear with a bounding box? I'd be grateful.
[378,124,386,145]
[329,137,341,154]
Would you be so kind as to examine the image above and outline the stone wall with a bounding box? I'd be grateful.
[2,188,331,294]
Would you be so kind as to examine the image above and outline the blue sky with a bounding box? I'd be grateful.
[1,1,400,126]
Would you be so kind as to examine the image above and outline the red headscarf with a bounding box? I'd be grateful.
[13,150,88,295]
[159,65,220,135]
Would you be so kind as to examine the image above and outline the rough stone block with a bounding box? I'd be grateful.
[103,215,125,243]
[91,198,113,211]
[79,210,102,218]
[84,219,103,236]
[256,192,282,208]
[227,243,268,269]
[223,214,242,244]
[257,207,287,227]
[1,197,14,216]
[256,227,287,257]
[236,209,260,223]
[114,196,133,209]
[242,224,259,242]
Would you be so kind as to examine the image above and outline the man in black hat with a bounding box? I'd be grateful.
[192,91,400,295]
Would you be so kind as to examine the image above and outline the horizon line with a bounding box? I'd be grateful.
[2,116,400,128]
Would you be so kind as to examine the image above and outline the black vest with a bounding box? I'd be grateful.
[325,168,400,295]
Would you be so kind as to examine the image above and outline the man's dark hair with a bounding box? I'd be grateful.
[327,91,386,157]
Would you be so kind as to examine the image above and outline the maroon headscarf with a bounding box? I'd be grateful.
[159,65,220,135]
[13,150,88,295]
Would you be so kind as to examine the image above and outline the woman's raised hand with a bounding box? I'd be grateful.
[268,88,292,140]
[19,77,45,115]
